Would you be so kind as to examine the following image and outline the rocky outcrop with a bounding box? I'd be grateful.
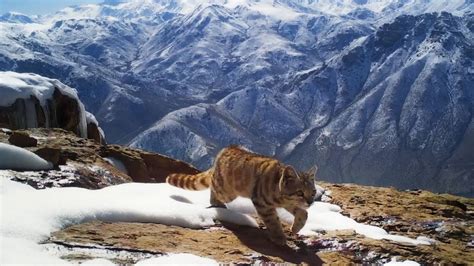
[0,71,105,144]
[0,128,198,188]
[100,145,199,183]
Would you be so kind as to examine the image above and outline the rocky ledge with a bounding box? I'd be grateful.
[46,183,473,265]
[1,128,472,265]
[0,128,198,188]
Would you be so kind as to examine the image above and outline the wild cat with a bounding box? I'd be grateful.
[166,145,317,245]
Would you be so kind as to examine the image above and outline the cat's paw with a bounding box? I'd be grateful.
[291,222,304,234]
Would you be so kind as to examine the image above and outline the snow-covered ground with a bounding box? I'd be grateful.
[0,178,431,264]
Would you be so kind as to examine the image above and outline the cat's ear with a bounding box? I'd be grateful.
[279,167,299,192]
[289,166,301,179]
[306,165,318,178]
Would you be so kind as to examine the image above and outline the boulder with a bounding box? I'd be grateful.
[102,145,199,183]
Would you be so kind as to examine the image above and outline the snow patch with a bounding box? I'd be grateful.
[0,143,53,171]
[247,0,302,21]
[81,258,116,265]
[0,179,256,264]
[296,202,432,245]
[384,258,420,266]
[136,253,218,265]
[86,111,99,126]
[1,178,431,263]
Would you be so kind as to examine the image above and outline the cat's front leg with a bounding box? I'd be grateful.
[287,207,308,234]
[209,187,227,208]
[253,200,287,246]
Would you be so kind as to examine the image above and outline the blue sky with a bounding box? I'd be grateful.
[0,0,103,15]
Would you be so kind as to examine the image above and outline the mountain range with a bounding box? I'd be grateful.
[0,0,472,195]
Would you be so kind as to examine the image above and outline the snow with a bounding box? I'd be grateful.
[246,0,302,21]
[416,236,437,245]
[86,111,99,126]
[0,179,256,264]
[38,0,471,21]
[48,5,102,21]
[222,186,431,246]
[296,202,432,245]
[0,71,78,107]
[384,258,420,266]
[1,0,471,186]
[0,178,433,264]
[0,143,53,171]
[1,128,12,134]
[136,253,218,265]
[82,258,116,265]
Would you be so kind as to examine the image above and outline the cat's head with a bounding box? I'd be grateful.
[279,165,318,209]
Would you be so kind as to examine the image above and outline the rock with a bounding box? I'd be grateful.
[101,145,199,183]
[48,221,327,265]
[50,88,83,136]
[34,147,66,168]
[87,122,105,144]
[0,128,199,188]
[8,131,37,147]
[0,72,106,143]
[140,153,200,183]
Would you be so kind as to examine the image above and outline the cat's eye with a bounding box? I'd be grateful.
[297,191,304,197]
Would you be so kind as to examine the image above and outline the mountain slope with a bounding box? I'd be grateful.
[131,12,473,196]
[285,12,474,196]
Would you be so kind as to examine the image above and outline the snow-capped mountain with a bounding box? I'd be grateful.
[285,12,474,196]
[130,11,474,196]
[0,12,36,24]
[0,0,472,195]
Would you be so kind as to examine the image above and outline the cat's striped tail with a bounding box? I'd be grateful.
[166,169,213,190]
